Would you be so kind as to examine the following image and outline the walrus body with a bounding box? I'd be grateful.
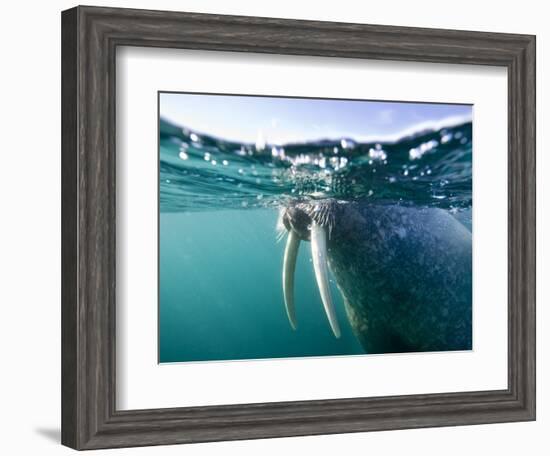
[282,201,472,354]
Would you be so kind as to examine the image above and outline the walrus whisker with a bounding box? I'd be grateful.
[311,223,341,338]
[275,208,288,243]
[282,230,300,330]
[275,226,287,243]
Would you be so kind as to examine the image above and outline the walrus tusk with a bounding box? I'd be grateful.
[311,223,341,338]
[283,230,300,330]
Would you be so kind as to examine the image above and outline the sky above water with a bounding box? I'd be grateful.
[160,92,472,146]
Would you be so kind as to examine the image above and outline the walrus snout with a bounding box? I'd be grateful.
[282,205,313,241]
[282,199,339,241]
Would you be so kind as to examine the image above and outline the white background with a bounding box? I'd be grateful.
[0,0,547,455]
[118,47,507,410]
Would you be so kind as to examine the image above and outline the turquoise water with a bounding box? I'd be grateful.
[160,210,363,362]
[159,116,472,363]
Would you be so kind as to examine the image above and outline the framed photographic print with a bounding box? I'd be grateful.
[61,5,536,450]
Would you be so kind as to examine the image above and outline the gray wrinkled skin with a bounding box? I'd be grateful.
[291,201,472,353]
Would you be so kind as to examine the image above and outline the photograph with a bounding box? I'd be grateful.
[158,93,473,363]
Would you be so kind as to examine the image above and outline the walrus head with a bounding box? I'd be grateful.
[279,200,342,338]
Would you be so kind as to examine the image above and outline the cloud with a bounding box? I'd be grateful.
[354,113,473,144]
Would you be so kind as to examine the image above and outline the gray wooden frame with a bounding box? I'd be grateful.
[61,5,536,450]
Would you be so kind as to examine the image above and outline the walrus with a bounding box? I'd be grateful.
[280,200,472,354]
